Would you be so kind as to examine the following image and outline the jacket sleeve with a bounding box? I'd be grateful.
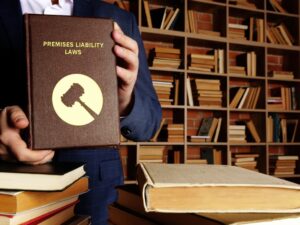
[120,13,162,141]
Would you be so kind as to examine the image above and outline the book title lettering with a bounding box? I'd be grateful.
[42,41,104,55]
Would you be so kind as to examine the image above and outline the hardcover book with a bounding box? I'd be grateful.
[24,14,120,149]
[0,161,85,191]
[136,162,300,213]
[115,184,300,225]
[0,177,88,214]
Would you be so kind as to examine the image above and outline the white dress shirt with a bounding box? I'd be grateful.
[20,0,73,15]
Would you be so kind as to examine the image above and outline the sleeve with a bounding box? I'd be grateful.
[120,13,162,141]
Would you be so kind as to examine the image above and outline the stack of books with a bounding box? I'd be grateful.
[228,23,248,40]
[152,75,174,106]
[167,123,184,142]
[229,65,247,76]
[150,47,181,69]
[269,155,299,176]
[268,70,294,80]
[229,124,246,143]
[192,78,222,107]
[188,50,224,73]
[232,153,259,171]
[139,145,166,163]
[0,162,90,225]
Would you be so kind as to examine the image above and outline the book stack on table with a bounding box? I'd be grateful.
[0,161,90,225]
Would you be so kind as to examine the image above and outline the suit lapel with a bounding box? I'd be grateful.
[0,0,23,50]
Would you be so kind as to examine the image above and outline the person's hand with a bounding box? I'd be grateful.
[0,106,54,165]
[112,22,139,116]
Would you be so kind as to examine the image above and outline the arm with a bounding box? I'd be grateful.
[112,15,162,141]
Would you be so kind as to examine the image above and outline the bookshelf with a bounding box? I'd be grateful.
[106,0,300,183]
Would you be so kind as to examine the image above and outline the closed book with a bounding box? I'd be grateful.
[0,161,85,191]
[136,163,300,213]
[0,196,78,225]
[116,184,300,225]
[0,177,88,214]
[24,14,119,149]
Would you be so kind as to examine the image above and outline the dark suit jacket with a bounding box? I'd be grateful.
[0,0,161,224]
[0,0,161,141]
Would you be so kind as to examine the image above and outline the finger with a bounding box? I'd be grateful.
[7,134,53,163]
[113,22,124,34]
[7,106,29,129]
[114,45,139,71]
[112,29,138,55]
[28,151,55,165]
[116,65,136,86]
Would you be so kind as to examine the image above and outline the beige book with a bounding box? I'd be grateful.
[116,184,300,225]
[137,163,300,213]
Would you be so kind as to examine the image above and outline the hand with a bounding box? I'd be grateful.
[0,106,54,165]
[112,22,139,116]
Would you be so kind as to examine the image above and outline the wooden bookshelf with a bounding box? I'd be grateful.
[107,0,300,183]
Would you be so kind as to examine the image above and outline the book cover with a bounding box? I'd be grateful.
[24,14,120,149]
[136,163,300,213]
[0,161,85,191]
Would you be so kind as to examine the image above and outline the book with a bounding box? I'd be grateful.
[116,184,300,225]
[136,162,300,213]
[0,177,88,214]
[245,120,261,143]
[108,204,159,225]
[24,14,120,149]
[150,7,167,29]
[143,0,152,28]
[0,161,85,191]
[0,196,78,225]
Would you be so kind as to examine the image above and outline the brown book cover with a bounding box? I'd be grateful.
[24,14,120,149]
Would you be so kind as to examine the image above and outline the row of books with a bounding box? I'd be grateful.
[187,10,221,37]
[266,23,294,46]
[229,86,261,109]
[267,86,297,110]
[142,0,180,30]
[270,155,299,176]
[0,162,90,225]
[189,117,222,143]
[267,114,299,143]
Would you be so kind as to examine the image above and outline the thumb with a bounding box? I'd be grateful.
[7,106,29,129]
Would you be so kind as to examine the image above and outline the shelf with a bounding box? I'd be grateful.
[113,0,300,183]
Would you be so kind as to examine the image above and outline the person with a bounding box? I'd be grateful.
[0,0,162,224]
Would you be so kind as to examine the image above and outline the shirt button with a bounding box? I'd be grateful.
[121,126,132,136]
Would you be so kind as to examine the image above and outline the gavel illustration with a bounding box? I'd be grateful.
[61,83,98,119]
